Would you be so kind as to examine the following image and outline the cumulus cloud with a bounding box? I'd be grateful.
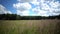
[13,0,60,16]
[0,4,12,14]
[13,3,31,11]
[17,0,35,2]
[32,0,60,16]
[17,10,30,16]
[13,2,31,16]
[32,7,49,16]
[30,1,40,6]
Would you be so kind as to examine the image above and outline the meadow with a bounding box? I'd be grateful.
[0,20,60,34]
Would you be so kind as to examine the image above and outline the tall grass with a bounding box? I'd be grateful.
[0,20,60,34]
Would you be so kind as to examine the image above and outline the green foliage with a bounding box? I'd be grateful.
[0,14,60,20]
[0,14,21,20]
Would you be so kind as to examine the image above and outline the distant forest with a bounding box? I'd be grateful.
[0,14,60,20]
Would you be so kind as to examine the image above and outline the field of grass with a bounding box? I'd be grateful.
[0,20,60,34]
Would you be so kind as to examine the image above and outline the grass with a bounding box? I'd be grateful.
[0,20,60,34]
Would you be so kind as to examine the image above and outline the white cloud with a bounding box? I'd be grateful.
[13,3,31,11]
[41,3,50,11]
[17,0,35,2]
[32,0,60,16]
[49,1,60,8]
[32,7,49,16]
[17,0,39,6]
[30,1,40,6]
[13,0,60,16]
[13,2,31,16]
[0,4,12,14]
[17,10,30,16]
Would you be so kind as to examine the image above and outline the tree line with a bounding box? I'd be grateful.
[0,14,60,20]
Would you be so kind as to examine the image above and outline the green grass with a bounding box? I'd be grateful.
[0,20,60,34]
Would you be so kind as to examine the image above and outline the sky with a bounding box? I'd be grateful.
[0,0,60,16]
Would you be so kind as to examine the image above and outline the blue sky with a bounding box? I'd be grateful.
[0,0,17,14]
[0,0,60,16]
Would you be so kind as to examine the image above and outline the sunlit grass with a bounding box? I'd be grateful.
[0,20,60,34]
